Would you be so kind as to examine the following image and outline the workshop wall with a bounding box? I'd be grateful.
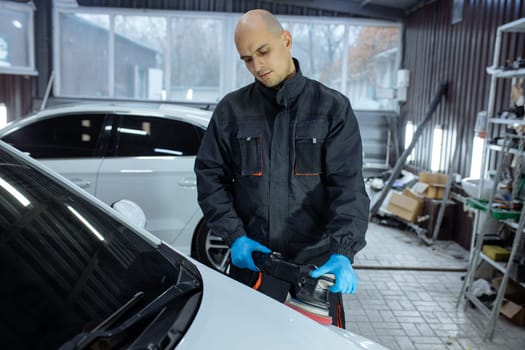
[0,74,32,122]
[402,0,525,176]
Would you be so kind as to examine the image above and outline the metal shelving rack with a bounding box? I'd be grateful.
[456,18,525,340]
[458,132,525,340]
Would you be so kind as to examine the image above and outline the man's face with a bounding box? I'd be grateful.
[235,27,294,88]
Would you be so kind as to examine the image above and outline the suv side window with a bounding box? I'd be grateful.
[2,114,107,158]
[115,116,203,157]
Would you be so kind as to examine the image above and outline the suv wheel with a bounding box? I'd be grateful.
[193,221,230,273]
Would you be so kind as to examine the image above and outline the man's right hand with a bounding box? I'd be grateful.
[230,236,271,271]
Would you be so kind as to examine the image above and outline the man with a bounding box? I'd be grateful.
[194,9,369,327]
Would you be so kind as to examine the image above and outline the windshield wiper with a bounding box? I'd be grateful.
[91,291,145,333]
[59,280,200,350]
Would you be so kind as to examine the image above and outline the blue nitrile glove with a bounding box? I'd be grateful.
[230,236,272,271]
[310,254,357,294]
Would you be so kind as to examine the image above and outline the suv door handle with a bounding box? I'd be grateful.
[71,179,91,189]
[178,177,197,187]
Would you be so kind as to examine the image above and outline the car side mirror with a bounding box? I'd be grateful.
[111,199,146,229]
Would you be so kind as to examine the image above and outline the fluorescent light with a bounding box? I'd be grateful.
[470,136,484,178]
[67,205,105,241]
[136,156,175,160]
[117,127,148,136]
[12,20,22,29]
[0,104,6,129]
[404,121,415,161]
[0,177,31,207]
[154,148,182,156]
[186,88,193,101]
[119,169,153,173]
[431,127,444,172]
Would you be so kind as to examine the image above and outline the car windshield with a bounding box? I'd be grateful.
[0,142,202,349]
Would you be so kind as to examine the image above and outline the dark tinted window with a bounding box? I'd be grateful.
[115,116,203,157]
[0,145,201,349]
[2,114,107,158]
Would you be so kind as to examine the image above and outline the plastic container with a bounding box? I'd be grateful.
[461,177,495,200]
[466,198,521,221]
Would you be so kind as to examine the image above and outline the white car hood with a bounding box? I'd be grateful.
[177,260,388,350]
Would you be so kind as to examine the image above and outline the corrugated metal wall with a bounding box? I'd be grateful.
[0,75,33,121]
[402,0,525,176]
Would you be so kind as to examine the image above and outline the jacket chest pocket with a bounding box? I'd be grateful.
[237,127,263,176]
[294,120,328,176]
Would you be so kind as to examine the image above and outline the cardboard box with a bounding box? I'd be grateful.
[492,276,525,303]
[386,189,423,223]
[411,182,429,195]
[482,245,511,261]
[415,172,449,199]
[500,299,525,326]
[492,276,525,326]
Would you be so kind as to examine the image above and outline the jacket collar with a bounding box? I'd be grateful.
[255,58,306,107]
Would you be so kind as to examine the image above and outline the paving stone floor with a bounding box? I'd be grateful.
[345,222,525,350]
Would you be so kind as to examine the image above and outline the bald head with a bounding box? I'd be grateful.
[234,9,295,88]
[234,9,283,43]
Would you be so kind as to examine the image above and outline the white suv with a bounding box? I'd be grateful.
[0,102,229,271]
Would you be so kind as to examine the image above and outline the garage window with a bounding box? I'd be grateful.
[170,18,223,103]
[58,13,110,97]
[114,15,167,100]
[0,2,36,76]
[55,11,224,103]
[236,18,401,111]
[53,7,401,111]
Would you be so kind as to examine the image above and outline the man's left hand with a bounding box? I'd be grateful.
[310,254,357,294]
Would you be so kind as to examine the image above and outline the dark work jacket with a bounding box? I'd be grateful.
[194,59,369,265]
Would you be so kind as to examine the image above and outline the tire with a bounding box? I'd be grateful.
[192,221,230,273]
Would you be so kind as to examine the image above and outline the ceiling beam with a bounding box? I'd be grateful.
[272,0,406,20]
